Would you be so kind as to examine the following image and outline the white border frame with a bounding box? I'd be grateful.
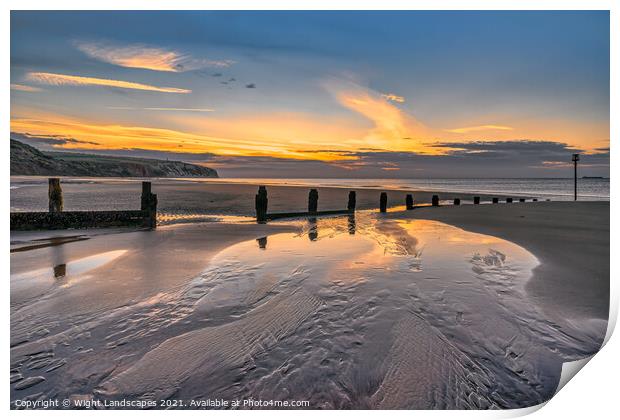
[3,2,617,419]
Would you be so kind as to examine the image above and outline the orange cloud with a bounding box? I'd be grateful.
[11,83,42,92]
[108,106,215,112]
[10,112,355,161]
[75,41,234,72]
[445,125,514,134]
[334,86,439,154]
[26,72,191,94]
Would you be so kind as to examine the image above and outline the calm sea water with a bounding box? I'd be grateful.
[188,177,610,201]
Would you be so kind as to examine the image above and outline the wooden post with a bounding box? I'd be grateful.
[406,194,414,210]
[255,186,268,222]
[308,189,319,213]
[492,197,499,204]
[48,178,63,213]
[453,198,461,205]
[473,196,480,205]
[506,198,513,203]
[140,181,157,228]
[432,195,439,207]
[145,193,157,229]
[519,198,526,202]
[348,191,356,211]
[141,181,152,211]
[379,192,387,212]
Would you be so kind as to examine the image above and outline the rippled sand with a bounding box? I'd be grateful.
[10,215,605,409]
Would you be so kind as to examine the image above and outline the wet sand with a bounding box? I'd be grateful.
[9,193,609,409]
[409,201,610,321]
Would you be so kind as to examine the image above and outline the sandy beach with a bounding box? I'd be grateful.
[10,182,609,409]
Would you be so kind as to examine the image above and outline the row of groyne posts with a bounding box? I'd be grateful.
[10,178,540,230]
[255,185,538,223]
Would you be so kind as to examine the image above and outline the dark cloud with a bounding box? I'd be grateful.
[57,147,216,162]
[245,83,256,88]
[432,140,581,156]
[209,140,610,178]
[11,132,100,147]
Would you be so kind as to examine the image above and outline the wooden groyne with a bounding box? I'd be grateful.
[10,179,157,230]
[258,187,355,222]
[253,186,539,222]
[10,179,540,230]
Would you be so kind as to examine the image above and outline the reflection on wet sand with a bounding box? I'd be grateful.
[10,216,605,409]
[11,249,128,315]
[11,235,90,253]
[348,214,356,235]
[308,217,318,241]
[256,236,268,249]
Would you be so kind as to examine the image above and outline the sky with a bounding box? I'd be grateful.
[10,11,610,178]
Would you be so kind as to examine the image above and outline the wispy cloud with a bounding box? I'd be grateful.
[327,80,435,154]
[381,93,405,103]
[11,83,42,92]
[75,41,234,72]
[107,106,214,112]
[26,72,191,94]
[445,125,514,134]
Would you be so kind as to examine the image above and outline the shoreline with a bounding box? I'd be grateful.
[10,176,610,204]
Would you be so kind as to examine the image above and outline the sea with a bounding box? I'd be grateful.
[207,177,610,201]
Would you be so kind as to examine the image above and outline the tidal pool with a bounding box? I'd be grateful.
[10,216,602,409]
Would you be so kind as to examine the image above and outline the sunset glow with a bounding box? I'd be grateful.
[10,11,609,177]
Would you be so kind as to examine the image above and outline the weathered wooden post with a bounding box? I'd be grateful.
[255,186,268,222]
[348,191,356,211]
[141,181,152,211]
[53,263,66,278]
[406,194,414,210]
[308,189,319,213]
[492,197,499,204]
[379,192,387,212]
[473,196,480,205]
[432,195,439,207]
[453,198,461,205]
[506,198,513,203]
[519,198,526,202]
[256,237,267,249]
[48,178,63,213]
[139,182,157,229]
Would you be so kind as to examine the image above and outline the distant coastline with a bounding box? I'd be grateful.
[10,139,218,178]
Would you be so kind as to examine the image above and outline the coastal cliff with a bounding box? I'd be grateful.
[10,139,218,178]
